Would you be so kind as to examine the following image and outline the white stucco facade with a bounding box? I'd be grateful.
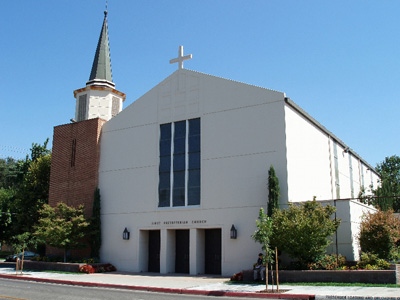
[98,69,379,276]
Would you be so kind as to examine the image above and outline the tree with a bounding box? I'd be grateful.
[35,203,89,262]
[376,155,400,212]
[0,157,19,189]
[89,188,101,259]
[10,232,37,274]
[0,140,51,249]
[359,209,400,260]
[267,165,280,217]
[0,188,14,243]
[251,208,274,290]
[270,200,340,267]
[374,180,394,211]
[13,154,51,235]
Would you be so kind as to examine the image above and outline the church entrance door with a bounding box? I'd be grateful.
[175,230,189,273]
[205,229,221,274]
[148,230,160,273]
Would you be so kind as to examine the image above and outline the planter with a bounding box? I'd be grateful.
[15,261,85,272]
[242,265,400,284]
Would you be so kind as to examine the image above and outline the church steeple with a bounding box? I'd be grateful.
[87,11,114,88]
[73,10,125,122]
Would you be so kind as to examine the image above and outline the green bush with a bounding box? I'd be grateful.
[351,252,391,270]
[359,210,400,260]
[270,200,340,267]
[308,254,347,270]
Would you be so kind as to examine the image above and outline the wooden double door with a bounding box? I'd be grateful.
[148,230,160,273]
[148,229,221,275]
[205,229,221,275]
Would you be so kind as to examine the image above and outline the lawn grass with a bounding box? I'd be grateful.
[227,281,400,288]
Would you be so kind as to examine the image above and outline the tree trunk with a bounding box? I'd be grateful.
[20,247,25,274]
[265,251,268,291]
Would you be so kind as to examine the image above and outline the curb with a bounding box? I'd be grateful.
[0,274,315,299]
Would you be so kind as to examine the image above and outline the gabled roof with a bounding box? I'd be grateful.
[87,11,114,88]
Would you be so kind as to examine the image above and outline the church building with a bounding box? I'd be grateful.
[48,11,379,276]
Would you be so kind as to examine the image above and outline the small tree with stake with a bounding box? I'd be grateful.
[251,208,274,291]
[10,232,36,275]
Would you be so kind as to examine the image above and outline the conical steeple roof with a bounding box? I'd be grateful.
[87,11,114,88]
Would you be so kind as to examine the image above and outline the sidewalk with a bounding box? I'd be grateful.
[1,267,400,299]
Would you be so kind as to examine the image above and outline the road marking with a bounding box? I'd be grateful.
[0,295,29,300]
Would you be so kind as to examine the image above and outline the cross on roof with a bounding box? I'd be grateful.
[170,46,192,70]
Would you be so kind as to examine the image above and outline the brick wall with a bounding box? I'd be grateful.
[47,118,106,258]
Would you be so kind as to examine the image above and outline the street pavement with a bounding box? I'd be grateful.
[0,267,400,299]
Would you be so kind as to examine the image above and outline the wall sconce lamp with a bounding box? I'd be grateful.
[122,227,130,240]
[230,224,237,239]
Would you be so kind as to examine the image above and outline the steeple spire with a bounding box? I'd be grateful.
[87,10,114,88]
[73,9,125,123]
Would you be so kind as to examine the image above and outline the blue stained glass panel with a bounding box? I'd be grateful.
[174,137,185,154]
[189,136,200,153]
[173,171,185,188]
[173,188,185,206]
[188,187,200,205]
[188,169,200,187]
[160,140,171,156]
[159,156,171,172]
[174,121,186,138]
[173,154,185,171]
[189,118,200,136]
[189,152,200,169]
[160,123,171,140]
[159,189,170,207]
[159,172,171,189]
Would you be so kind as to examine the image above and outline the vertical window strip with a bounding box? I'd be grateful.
[188,118,200,205]
[349,154,354,198]
[185,120,189,207]
[159,118,200,208]
[70,139,77,167]
[111,97,120,117]
[361,164,365,188]
[370,171,374,189]
[158,123,172,207]
[169,124,174,207]
[78,95,87,121]
[333,142,340,199]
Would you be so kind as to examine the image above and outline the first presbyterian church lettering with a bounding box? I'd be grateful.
[151,220,207,225]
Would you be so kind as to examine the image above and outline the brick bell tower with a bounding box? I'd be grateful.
[47,10,125,258]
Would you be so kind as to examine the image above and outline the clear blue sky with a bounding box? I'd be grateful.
[1,0,399,167]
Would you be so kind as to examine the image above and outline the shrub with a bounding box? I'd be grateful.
[270,200,340,267]
[354,252,391,270]
[79,263,117,274]
[359,209,400,259]
[79,265,95,274]
[230,272,243,281]
[308,254,347,270]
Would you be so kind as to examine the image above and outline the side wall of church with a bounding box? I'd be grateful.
[284,103,379,203]
[284,103,380,261]
[47,118,106,258]
[98,70,289,276]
